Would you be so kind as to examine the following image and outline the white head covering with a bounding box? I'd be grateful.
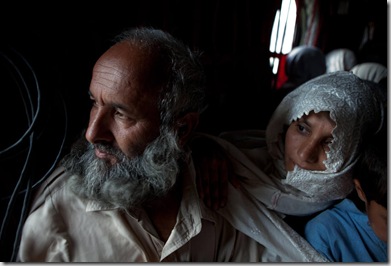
[266,71,384,202]
[325,48,357,73]
[351,62,388,83]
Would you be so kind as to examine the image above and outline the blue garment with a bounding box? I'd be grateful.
[304,198,388,262]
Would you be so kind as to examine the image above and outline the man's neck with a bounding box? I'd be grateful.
[144,184,182,242]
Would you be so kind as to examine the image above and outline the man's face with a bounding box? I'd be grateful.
[85,42,161,163]
[62,42,183,208]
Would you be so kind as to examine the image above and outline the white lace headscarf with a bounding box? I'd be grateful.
[266,71,384,203]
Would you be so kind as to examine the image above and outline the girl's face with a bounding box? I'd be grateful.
[284,111,336,171]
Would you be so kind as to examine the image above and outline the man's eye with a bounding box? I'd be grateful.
[90,98,98,107]
[115,111,127,119]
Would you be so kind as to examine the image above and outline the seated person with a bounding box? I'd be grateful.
[272,45,326,108]
[351,62,388,104]
[304,129,387,262]
[325,48,357,73]
[191,72,385,263]
[351,62,387,84]
[195,71,385,218]
[17,27,327,263]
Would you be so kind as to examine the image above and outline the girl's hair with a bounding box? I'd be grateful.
[353,128,387,209]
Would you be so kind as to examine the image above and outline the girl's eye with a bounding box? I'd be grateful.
[322,138,333,151]
[323,138,333,147]
[324,138,333,145]
[296,123,309,134]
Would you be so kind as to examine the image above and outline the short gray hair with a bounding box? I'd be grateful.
[114,27,207,130]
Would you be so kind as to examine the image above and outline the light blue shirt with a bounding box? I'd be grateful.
[304,198,388,262]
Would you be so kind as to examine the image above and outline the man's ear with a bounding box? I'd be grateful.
[353,179,367,203]
[176,112,199,147]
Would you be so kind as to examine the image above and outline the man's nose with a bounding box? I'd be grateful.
[85,109,113,144]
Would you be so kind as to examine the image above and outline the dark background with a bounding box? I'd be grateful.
[0,0,387,261]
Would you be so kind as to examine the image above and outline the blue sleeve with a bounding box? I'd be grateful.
[304,214,336,262]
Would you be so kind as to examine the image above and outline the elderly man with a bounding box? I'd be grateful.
[18,27,325,262]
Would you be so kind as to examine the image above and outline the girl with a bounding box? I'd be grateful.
[194,71,385,217]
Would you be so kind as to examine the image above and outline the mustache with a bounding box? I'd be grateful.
[94,143,114,153]
[95,142,119,154]
[92,142,127,163]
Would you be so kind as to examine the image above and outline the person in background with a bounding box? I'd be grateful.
[351,62,387,106]
[273,45,326,108]
[17,27,326,262]
[351,62,387,84]
[282,45,327,90]
[304,128,387,262]
[325,48,357,73]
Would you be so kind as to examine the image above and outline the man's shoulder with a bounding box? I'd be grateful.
[29,166,72,213]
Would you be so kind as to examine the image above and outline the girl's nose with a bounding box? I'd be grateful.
[297,139,320,165]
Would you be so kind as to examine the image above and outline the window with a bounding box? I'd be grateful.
[269,0,297,74]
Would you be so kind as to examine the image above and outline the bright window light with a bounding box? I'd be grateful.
[269,0,297,74]
[281,0,297,54]
[270,57,280,74]
[269,10,280,53]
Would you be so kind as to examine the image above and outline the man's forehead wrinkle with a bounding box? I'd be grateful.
[96,60,130,78]
[93,79,114,91]
[94,63,133,90]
